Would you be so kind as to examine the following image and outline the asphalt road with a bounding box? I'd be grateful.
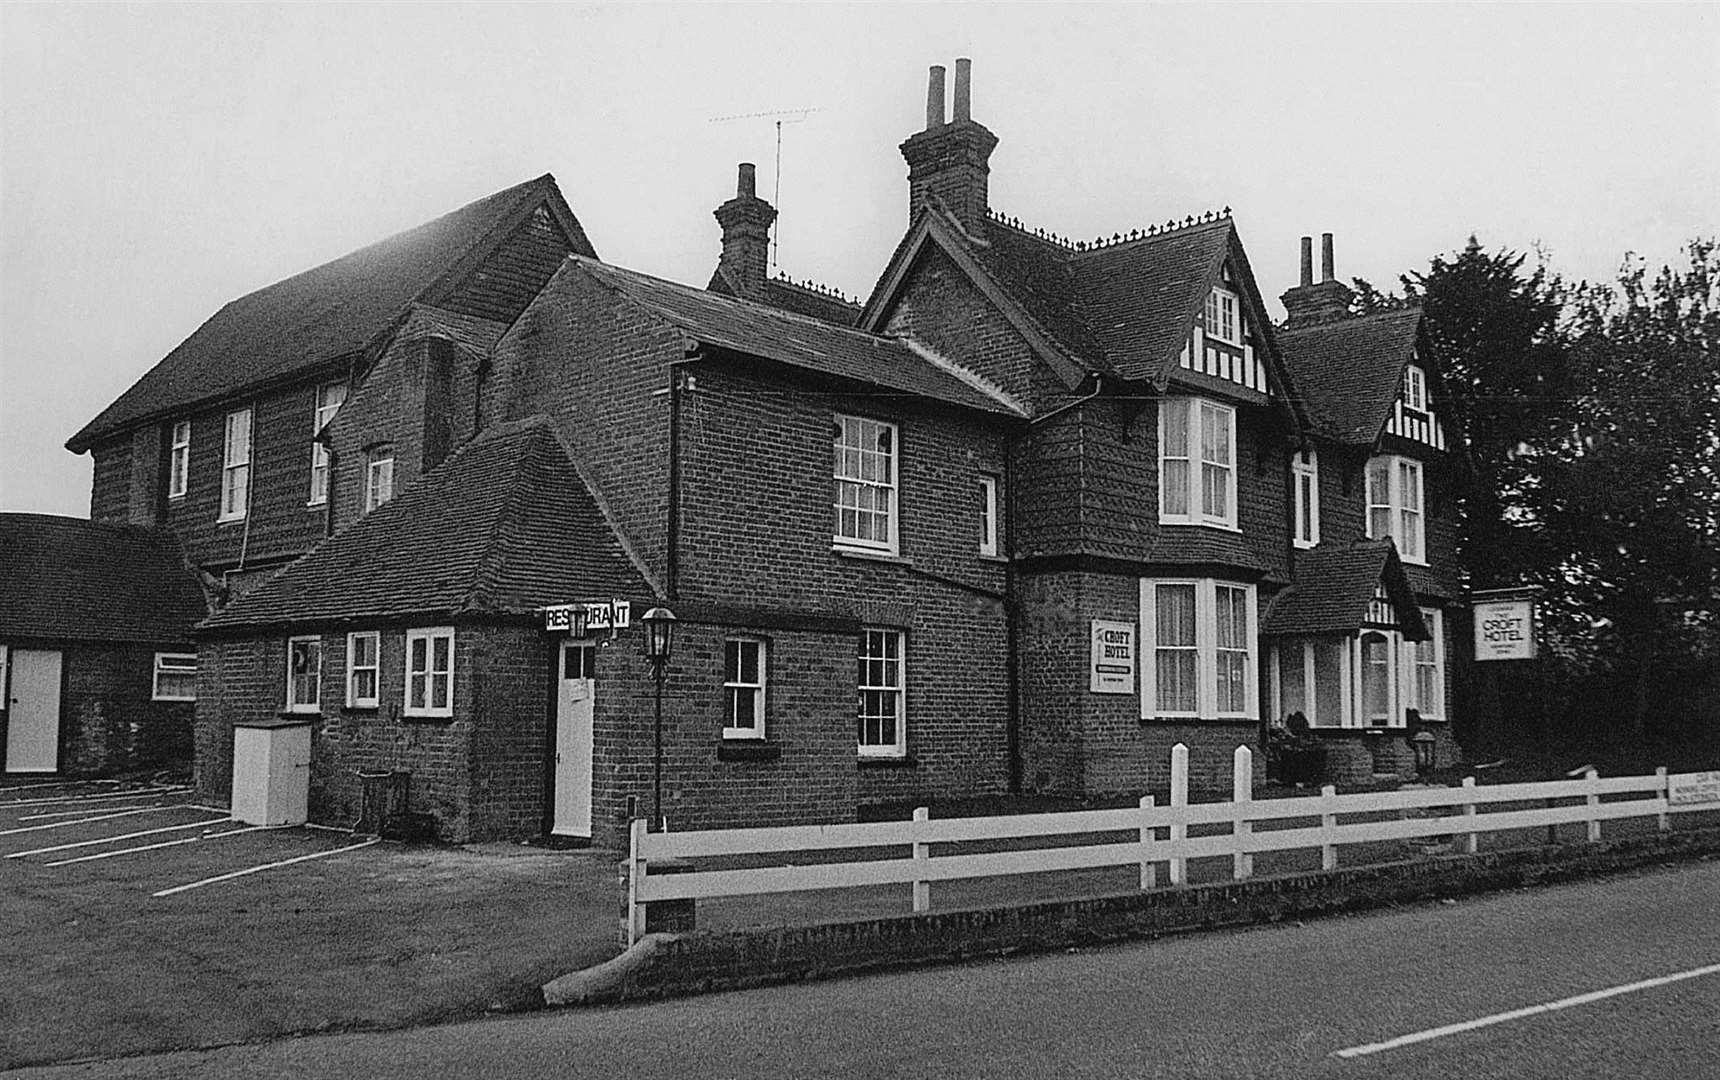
[11,860,1719,1080]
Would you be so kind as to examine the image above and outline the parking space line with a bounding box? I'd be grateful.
[0,804,202,836]
[47,826,271,866]
[152,838,381,897]
[0,786,189,808]
[0,779,119,793]
[7,816,232,859]
[1333,961,1720,1058]
[19,805,158,820]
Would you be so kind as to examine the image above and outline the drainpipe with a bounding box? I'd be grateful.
[1029,374,1103,428]
[665,362,685,602]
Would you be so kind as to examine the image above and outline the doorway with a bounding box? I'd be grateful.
[552,641,596,838]
[5,648,63,773]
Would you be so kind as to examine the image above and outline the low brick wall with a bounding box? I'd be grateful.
[581,827,1720,1004]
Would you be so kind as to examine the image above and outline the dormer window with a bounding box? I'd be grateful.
[1205,286,1241,346]
[1160,398,1237,531]
[1403,365,1427,413]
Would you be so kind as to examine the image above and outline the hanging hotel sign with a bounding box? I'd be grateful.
[1472,593,1536,661]
[544,600,632,635]
[1090,619,1136,694]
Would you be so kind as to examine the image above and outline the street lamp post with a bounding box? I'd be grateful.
[641,606,678,832]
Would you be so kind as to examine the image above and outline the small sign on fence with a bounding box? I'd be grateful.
[1668,771,1720,806]
[1090,619,1135,694]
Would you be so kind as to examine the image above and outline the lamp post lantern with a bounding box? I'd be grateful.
[641,606,677,831]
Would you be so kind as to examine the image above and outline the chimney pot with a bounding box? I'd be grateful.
[1299,236,1313,287]
[953,58,972,123]
[926,65,947,129]
[1321,233,1335,283]
[737,162,756,199]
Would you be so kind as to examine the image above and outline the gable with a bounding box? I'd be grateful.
[1279,309,1429,447]
[437,204,580,326]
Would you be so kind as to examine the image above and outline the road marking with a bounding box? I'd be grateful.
[19,805,157,820]
[0,779,119,793]
[1334,961,1720,1058]
[152,838,380,897]
[0,805,197,836]
[6,816,232,858]
[0,787,188,807]
[47,826,271,866]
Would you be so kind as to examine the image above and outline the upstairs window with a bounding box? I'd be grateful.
[366,448,395,513]
[1403,365,1427,413]
[857,628,906,757]
[1205,286,1241,346]
[723,638,766,740]
[219,408,252,522]
[833,415,897,553]
[285,636,321,713]
[152,653,197,701]
[308,382,346,505]
[1160,398,1237,530]
[1292,449,1320,549]
[1366,455,1425,563]
[405,627,454,718]
[978,474,999,557]
[168,420,190,499]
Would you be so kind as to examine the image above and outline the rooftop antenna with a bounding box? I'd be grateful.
[708,106,819,272]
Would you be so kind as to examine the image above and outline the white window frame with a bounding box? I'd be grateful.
[1411,607,1445,721]
[978,474,1000,557]
[285,636,322,713]
[1140,579,1258,721]
[722,637,766,740]
[219,407,252,523]
[1159,398,1238,530]
[1365,455,1426,564]
[1292,449,1320,549]
[308,382,345,506]
[366,450,395,513]
[404,627,454,718]
[168,420,190,500]
[857,628,906,757]
[346,631,380,708]
[151,652,197,702]
[1403,365,1427,413]
[1204,285,1241,346]
[833,415,898,554]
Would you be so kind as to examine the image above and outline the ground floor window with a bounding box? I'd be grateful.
[724,638,766,739]
[858,628,905,757]
[405,627,454,718]
[285,637,321,713]
[1140,579,1257,720]
[1271,611,1444,729]
[346,632,379,708]
[152,653,197,701]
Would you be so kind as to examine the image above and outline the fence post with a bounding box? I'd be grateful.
[1138,795,1156,890]
[1584,768,1602,843]
[911,806,930,913]
[627,816,647,947]
[1460,776,1479,855]
[1655,767,1670,832]
[1320,784,1338,871]
[1169,743,1189,886]
[1232,745,1253,880]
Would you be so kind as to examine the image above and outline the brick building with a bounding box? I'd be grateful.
[69,59,1465,844]
[0,514,209,776]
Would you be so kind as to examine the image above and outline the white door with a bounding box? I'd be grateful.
[6,649,63,773]
[553,642,595,837]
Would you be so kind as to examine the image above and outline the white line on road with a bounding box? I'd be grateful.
[47,826,271,866]
[19,805,157,820]
[0,804,198,836]
[0,787,188,807]
[0,779,119,793]
[152,838,380,897]
[1334,961,1720,1058]
[6,816,232,858]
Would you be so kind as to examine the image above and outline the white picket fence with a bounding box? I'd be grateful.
[625,744,1704,944]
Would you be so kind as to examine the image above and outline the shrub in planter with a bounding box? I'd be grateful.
[1266,712,1327,786]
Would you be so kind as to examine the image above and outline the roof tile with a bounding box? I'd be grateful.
[0,515,208,643]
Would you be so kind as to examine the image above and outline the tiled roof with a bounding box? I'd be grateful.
[68,175,591,452]
[759,278,863,326]
[0,514,207,643]
[201,418,652,630]
[1262,540,1428,639]
[1278,309,1422,444]
[577,257,1024,417]
[1144,527,1273,574]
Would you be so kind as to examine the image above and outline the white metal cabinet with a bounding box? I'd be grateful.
[230,719,311,826]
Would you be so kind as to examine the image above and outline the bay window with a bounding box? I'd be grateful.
[1160,398,1237,530]
[1366,455,1425,563]
[1140,579,1257,720]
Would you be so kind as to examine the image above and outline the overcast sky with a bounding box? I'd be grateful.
[3,2,1716,518]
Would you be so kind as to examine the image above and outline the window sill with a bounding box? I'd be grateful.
[343,704,380,714]
[402,713,455,724]
[858,754,916,769]
[217,517,249,528]
[977,552,1008,564]
[833,545,908,565]
[1139,715,1260,726]
[716,742,781,763]
[1157,520,1243,535]
[277,709,321,720]
[1292,539,1318,550]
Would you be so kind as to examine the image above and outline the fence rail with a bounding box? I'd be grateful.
[625,747,1702,944]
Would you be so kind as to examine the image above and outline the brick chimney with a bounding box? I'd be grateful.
[1280,232,1355,328]
[713,162,777,297]
[899,58,998,233]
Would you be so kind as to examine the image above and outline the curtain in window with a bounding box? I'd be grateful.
[1200,402,1231,520]
[1215,586,1249,713]
[1155,584,1198,712]
[1161,404,1190,517]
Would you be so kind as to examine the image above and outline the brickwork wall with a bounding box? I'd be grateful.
[55,641,195,776]
[126,424,164,526]
[439,206,574,325]
[192,638,276,804]
[89,437,132,523]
